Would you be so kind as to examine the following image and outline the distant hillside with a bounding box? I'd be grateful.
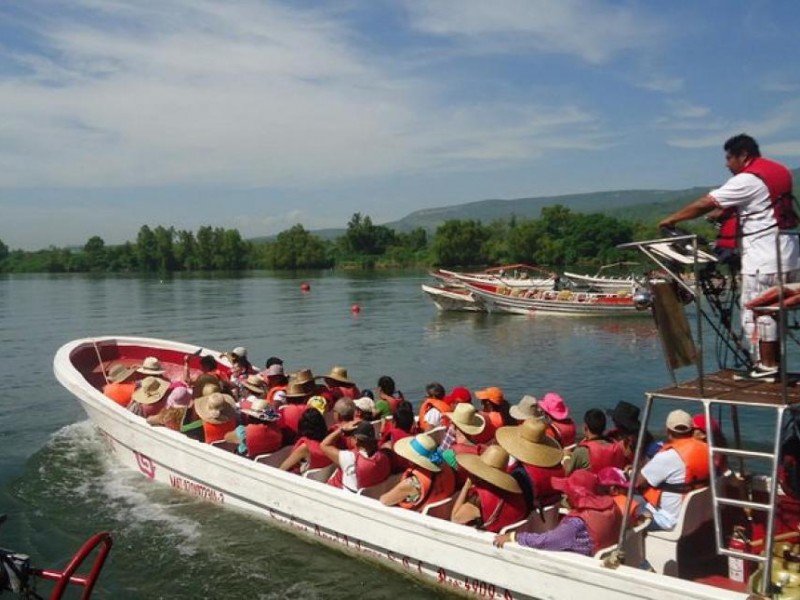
[252,167,800,242]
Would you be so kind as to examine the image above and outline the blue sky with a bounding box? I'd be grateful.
[2,1,800,250]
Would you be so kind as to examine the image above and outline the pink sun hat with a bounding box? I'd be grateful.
[539,392,569,420]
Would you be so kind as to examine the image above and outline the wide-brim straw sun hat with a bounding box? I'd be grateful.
[457,445,521,494]
[106,362,136,384]
[291,369,316,386]
[195,392,237,425]
[242,375,267,395]
[136,356,166,376]
[284,382,309,399]
[192,373,221,398]
[132,376,170,405]
[509,395,542,421]
[394,433,443,472]
[496,419,563,468]
[323,366,353,385]
[445,403,486,436]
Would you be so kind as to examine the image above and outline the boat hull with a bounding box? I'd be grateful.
[422,284,483,312]
[54,337,741,600]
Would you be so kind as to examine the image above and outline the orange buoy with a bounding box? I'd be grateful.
[300,282,311,292]
[351,304,361,314]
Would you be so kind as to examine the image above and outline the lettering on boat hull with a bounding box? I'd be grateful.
[168,474,225,504]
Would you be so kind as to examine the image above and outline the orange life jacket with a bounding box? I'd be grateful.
[203,420,236,444]
[611,493,640,520]
[643,437,710,507]
[418,398,452,432]
[266,385,287,404]
[103,382,135,407]
[569,503,623,554]
[398,465,456,511]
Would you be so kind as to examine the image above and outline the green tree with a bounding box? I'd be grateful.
[267,224,332,269]
[175,230,199,271]
[135,225,158,272]
[0,238,8,266]
[83,235,107,271]
[196,226,215,270]
[341,213,396,255]
[431,219,489,267]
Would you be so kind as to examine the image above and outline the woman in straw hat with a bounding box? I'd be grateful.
[278,382,312,443]
[540,392,577,448]
[224,399,283,458]
[496,419,565,512]
[451,445,527,533]
[280,408,332,474]
[493,470,622,556]
[137,356,167,377]
[321,366,360,403]
[195,391,238,444]
[440,403,487,486]
[103,363,138,407]
[129,376,171,418]
[380,433,456,511]
[323,421,391,492]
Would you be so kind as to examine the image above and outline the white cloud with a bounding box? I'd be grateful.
[402,0,663,65]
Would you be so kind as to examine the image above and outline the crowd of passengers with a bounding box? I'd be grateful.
[102,346,724,557]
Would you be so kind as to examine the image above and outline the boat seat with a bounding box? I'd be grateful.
[210,440,239,453]
[303,464,336,483]
[254,445,294,468]
[499,503,561,535]
[420,493,458,520]
[595,517,652,569]
[645,486,713,576]
[358,474,403,499]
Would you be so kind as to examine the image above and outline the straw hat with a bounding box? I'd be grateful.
[242,374,267,395]
[445,403,486,436]
[323,366,353,385]
[241,398,280,422]
[475,387,506,406]
[457,445,521,494]
[540,392,569,420]
[137,356,166,376]
[509,395,542,421]
[394,433,444,472]
[132,376,170,405]
[284,382,309,400]
[496,419,563,467]
[107,363,136,384]
[195,392,237,425]
[291,369,315,386]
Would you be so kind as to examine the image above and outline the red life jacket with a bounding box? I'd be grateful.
[548,419,577,447]
[244,423,283,457]
[203,419,236,444]
[522,463,565,506]
[103,382,135,407]
[279,404,307,436]
[328,450,391,490]
[716,156,797,248]
[418,398,452,432]
[292,437,331,471]
[266,385,287,404]
[473,481,527,533]
[578,438,627,473]
[398,465,456,511]
[569,504,623,555]
[643,437,711,507]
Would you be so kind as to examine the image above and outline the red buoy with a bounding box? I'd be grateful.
[300,282,311,292]
[351,304,361,314]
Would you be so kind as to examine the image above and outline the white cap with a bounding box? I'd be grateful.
[353,396,375,413]
[666,409,692,433]
[232,346,247,358]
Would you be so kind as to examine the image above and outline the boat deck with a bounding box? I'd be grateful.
[651,369,800,407]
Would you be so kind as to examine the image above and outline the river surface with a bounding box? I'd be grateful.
[0,270,759,598]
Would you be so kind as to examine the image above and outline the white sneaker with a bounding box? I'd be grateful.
[749,364,779,379]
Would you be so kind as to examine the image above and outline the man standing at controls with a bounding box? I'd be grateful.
[659,134,800,377]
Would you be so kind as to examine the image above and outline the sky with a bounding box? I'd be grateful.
[2,1,800,250]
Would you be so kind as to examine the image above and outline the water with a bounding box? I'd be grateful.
[0,270,734,598]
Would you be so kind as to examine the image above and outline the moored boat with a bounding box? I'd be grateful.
[421,283,483,312]
[430,264,557,291]
[563,262,641,294]
[54,336,754,600]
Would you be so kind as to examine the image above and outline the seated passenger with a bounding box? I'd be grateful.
[475,386,514,431]
[195,391,238,444]
[280,408,332,473]
[263,363,288,406]
[380,400,417,472]
[129,376,170,418]
[509,395,544,424]
[146,381,192,429]
[225,399,283,458]
[278,382,311,442]
[137,356,168,378]
[493,470,622,556]
[441,403,487,486]
[606,400,659,465]
[374,375,405,417]
[103,363,137,407]
[323,421,391,492]
[597,466,640,521]
[380,433,456,511]
[540,392,576,447]
[418,382,450,432]
[322,366,360,403]
[496,419,565,511]
[564,409,626,474]
[306,395,328,416]
[634,410,711,531]
[451,445,527,533]
[353,396,377,421]
[183,354,227,389]
[241,374,267,402]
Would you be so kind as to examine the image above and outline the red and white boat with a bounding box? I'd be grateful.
[421,283,482,312]
[54,335,783,600]
[430,264,557,291]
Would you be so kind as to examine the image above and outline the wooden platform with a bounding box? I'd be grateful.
[651,369,800,407]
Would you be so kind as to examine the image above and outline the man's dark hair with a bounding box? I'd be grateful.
[265,356,283,368]
[426,382,446,399]
[377,375,396,395]
[584,408,607,436]
[200,355,217,372]
[724,133,761,159]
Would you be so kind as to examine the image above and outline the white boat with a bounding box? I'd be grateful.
[462,281,650,317]
[54,336,754,600]
[421,284,483,312]
[563,267,638,294]
[431,264,557,291]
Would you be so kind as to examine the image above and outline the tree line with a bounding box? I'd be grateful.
[0,205,666,274]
